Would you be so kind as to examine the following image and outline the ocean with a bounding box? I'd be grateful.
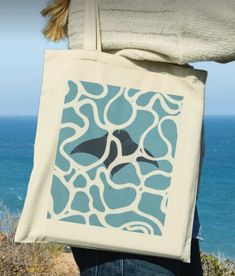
[0,115,234,260]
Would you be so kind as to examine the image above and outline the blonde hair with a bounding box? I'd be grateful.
[41,0,70,41]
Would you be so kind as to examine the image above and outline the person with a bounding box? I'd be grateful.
[41,1,235,275]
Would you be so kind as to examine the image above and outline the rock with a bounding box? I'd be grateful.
[0,233,7,245]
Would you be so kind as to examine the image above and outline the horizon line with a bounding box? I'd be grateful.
[0,114,235,117]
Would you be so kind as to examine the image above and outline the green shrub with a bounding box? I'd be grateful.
[0,202,65,276]
[201,251,235,275]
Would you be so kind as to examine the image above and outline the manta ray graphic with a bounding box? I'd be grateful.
[70,129,159,177]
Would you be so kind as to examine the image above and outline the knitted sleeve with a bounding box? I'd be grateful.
[67,0,235,64]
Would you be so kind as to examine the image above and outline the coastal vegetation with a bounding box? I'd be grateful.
[0,202,234,275]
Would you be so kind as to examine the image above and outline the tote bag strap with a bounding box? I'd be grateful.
[83,0,102,51]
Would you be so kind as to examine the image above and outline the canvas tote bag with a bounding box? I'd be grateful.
[14,0,207,263]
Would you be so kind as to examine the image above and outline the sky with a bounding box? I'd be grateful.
[0,0,234,116]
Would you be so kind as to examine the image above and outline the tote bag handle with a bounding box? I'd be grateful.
[83,0,102,51]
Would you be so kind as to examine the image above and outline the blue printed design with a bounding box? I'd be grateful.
[47,80,184,236]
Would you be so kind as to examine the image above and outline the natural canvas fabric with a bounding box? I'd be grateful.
[14,0,207,263]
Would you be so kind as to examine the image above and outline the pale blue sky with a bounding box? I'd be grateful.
[0,0,234,116]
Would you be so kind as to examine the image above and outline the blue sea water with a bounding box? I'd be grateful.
[0,115,234,260]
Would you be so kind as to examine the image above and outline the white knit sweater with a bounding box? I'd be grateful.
[68,0,235,65]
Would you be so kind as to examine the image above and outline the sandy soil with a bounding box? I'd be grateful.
[51,252,80,275]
